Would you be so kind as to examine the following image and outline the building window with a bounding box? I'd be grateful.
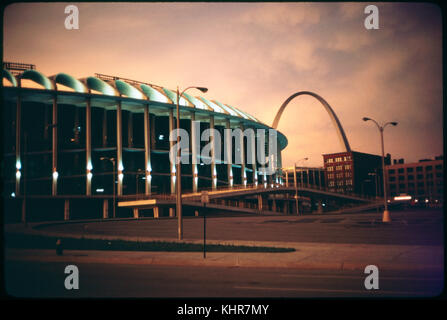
[346,179,353,185]
[327,173,334,179]
[417,174,423,180]
[398,168,404,174]
[327,166,334,172]
[435,164,442,170]
[336,165,343,171]
[345,172,352,178]
[416,166,423,172]
[426,166,433,171]
[398,176,405,181]
[389,169,395,174]
[389,176,396,182]
[426,173,433,179]
[345,164,351,170]
[337,181,344,186]
[407,167,414,173]
[399,184,405,189]
[436,172,442,178]
[328,181,335,187]
[408,175,414,180]
[327,158,333,164]
[336,173,343,179]
[417,182,424,188]
[390,184,396,190]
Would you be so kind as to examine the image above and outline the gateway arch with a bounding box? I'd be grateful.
[272,91,351,152]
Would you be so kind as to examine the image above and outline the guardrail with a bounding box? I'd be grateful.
[125,183,379,202]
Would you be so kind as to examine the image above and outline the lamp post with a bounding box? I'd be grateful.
[176,86,208,240]
[100,157,116,218]
[293,157,308,215]
[362,117,397,222]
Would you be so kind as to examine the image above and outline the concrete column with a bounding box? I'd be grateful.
[103,199,109,219]
[249,127,257,186]
[300,169,304,187]
[286,171,289,187]
[307,169,310,188]
[225,119,233,188]
[210,116,217,190]
[240,123,246,187]
[15,83,21,196]
[116,100,123,196]
[144,105,152,195]
[133,207,139,219]
[86,97,92,195]
[64,199,70,221]
[153,206,160,218]
[239,199,245,208]
[169,207,175,217]
[195,209,199,217]
[169,109,176,194]
[312,170,316,189]
[272,199,277,212]
[257,194,267,211]
[52,94,58,196]
[191,112,199,193]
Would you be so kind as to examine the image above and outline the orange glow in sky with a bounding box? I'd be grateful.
[3,2,443,167]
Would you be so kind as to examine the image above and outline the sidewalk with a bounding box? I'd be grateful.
[5,223,444,272]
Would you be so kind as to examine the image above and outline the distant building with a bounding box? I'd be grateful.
[322,151,389,196]
[386,156,443,203]
[283,166,325,189]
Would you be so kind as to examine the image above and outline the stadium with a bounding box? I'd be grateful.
[2,62,288,221]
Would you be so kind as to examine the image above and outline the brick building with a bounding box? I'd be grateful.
[323,151,389,196]
[386,156,443,203]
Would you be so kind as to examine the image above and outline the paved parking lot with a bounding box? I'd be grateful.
[31,208,443,245]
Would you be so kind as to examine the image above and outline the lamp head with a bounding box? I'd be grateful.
[390,122,398,126]
[362,117,370,122]
[196,87,208,93]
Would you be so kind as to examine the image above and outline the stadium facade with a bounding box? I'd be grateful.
[2,65,287,221]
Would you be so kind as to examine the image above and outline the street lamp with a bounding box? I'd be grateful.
[100,156,116,218]
[293,157,308,215]
[176,86,208,240]
[362,117,397,222]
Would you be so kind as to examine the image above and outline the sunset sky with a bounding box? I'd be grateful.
[3,2,443,167]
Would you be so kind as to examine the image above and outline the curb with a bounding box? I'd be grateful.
[5,250,443,273]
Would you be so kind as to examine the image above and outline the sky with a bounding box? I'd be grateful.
[3,2,443,167]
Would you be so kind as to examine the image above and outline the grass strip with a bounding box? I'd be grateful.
[5,233,295,253]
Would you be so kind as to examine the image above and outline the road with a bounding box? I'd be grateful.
[32,208,444,245]
[5,260,443,298]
